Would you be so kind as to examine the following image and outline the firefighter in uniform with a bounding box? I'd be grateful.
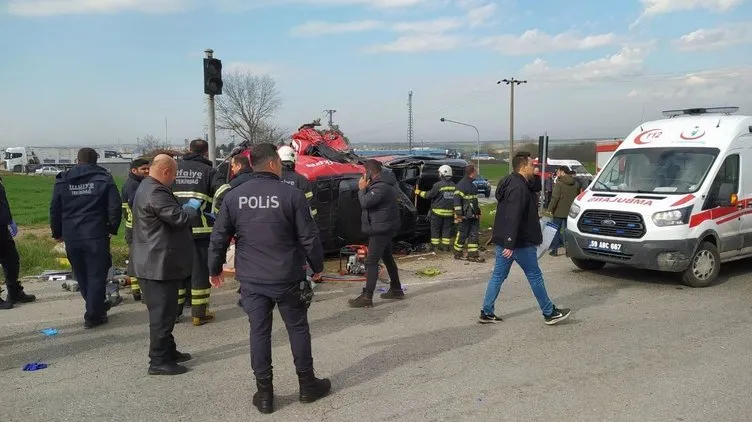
[277,146,316,218]
[121,158,150,301]
[208,143,331,415]
[171,139,218,326]
[453,164,485,263]
[415,164,455,252]
[211,154,253,214]
[50,148,122,328]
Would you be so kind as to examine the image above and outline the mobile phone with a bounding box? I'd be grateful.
[365,170,372,182]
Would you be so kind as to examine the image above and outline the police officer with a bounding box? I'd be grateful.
[211,154,253,214]
[50,148,122,328]
[415,164,455,252]
[208,143,330,415]
[0,175,36,309]
[121,158,150,301]
[172,139,217,326]
[453,164,485,263]
[277,145,316,217]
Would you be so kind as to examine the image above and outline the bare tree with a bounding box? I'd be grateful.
[137,134,170,155]
[215,72,282,144]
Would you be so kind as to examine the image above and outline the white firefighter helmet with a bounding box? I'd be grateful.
[277,145,296,163]
[438,165,452,178]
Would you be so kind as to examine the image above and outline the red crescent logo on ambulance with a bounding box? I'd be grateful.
[634,129,662,145]
[680,126,705,140]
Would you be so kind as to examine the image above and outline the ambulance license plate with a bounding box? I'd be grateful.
[587,239,622,252]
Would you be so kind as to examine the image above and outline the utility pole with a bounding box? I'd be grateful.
[498,78,527,174]
[407,90,414,151]
[164,117,168,148]
[323,109,337,128]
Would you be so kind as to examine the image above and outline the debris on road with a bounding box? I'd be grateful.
[22,362,48,371]
[40,328,58,336]
[416,267,442,277]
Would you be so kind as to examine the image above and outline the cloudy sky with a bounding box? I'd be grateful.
[1,0,751,146]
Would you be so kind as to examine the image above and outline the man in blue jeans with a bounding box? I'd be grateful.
[480,152,571,325]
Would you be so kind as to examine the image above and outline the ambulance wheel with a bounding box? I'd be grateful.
[571,258,606,271]
[681,241,720,288]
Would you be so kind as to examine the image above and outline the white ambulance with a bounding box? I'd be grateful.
[565,107,752,287]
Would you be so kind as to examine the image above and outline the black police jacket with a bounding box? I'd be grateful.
[208,172,324,284]
[453,176,481,219]
[121,172,144,244]
[359,171,401,236]
[492,172,543,249]
[0,177,13,226]
[211,168,253,214]
[50,164,122,241]
[131,177,197,281]
[172,153,217,237]
[281,167,317,216]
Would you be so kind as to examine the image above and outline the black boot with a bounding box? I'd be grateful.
[252,377,274,414]
[8,290,36,304]
[298,370,331,403]
[347,290,373,308]
[0,297,13,310]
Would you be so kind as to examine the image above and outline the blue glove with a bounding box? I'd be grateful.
[9,221,18,238]
[204,212,217,220]
[183,199,202,211]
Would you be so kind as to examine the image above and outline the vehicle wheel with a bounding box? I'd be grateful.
[681,241,720,288]
[485,192,490,198]
[571,258,606,271]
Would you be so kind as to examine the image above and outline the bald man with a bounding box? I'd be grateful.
[131,154,203,376]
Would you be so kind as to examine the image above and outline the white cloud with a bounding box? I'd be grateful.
[466,3,496,27]
[392,17,464,33]
[639,0,742,16]
[362,34,465,53]
[626,66,752,100]
[6,0,430,16]
[520,45,651,83]
[673,22,752,51]
[291,2,493,37]
[480,30,619,55]
[291,20,384,36]
[630,0,742,29]
[7,0,188,16]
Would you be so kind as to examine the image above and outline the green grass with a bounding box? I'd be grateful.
[2,173,128,276]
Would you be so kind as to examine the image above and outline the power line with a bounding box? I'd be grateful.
[344,66,752,140]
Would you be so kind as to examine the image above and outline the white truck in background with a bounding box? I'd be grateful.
[595,140,623,173]
[2,146,129,173]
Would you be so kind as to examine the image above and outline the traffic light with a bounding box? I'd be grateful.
[538,135,549,162]
[203,58,223,96]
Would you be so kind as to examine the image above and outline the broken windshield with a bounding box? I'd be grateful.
[593,147,719,194]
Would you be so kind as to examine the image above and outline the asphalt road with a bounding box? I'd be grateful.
[3,254,752,421]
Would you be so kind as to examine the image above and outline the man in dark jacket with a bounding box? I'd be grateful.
[0,176,36,309]
[172,139,218,326]
[453,164,484,262]
[50,148,122,328]
[132,154,199,376]
[208,143,330,414]
[121,158,150,301]
[547,167,579,256]
[211,154,253,214]
[348,159,405,308]
[415,164,455,252]
[480,152,571,326]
